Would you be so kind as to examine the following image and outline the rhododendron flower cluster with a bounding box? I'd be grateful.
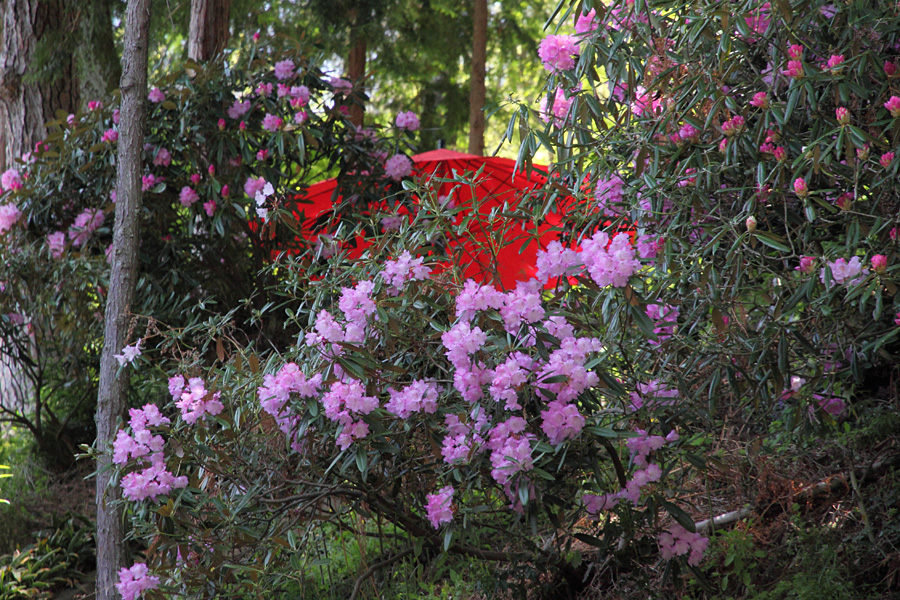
[659,524,709,566]
[821,256,868,286]
[539,86,575,125]
[0,203,21,234]
[384,154,413,180]
[116,562,160,600]
[168,375,224,424]
[538,34,579,72]
[1,168,22,191]
[581,231,641,288]
[148,87,165,103]
[114,404,187,502]
[68,208,105,246]
[380,250,431,295]
[395,111,420,131]
[258,363,322,450]
[385,380,440,418]
[322,381,378,449]
[425,485,455,528]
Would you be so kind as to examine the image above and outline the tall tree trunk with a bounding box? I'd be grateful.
[188,0,231,62]
[346,31,366,128]
[95,0,151,597]
[76,0,121,102]
[0,0,79,170]
[467,0,487,156]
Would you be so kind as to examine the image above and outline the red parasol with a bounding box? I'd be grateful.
[287,149,570,290]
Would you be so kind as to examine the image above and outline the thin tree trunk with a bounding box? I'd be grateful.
[467,0,487,156]
[76,0,121,102]
[347,34,365,127]
[188,0,231,62]
[95,0,151,598]
[0,0,78,170]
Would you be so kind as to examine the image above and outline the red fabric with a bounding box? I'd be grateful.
[285,150,569,290]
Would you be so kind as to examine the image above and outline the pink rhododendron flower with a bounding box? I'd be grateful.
[152,147,171,167]
[541,400,585,445]
[1,169,22,191]
[539,86,575,125]
[170,376,224,425]
[820,256,868,286]
[221,184,229,198]
[380,250,431,295]
[659,524,709,566]
[217,118,226,130]
[749,92,769,109]
[262,113,283,131]
[256,149,269,161]
[880,152,895,168]
[720,115,744,136]
[290,85,310,105]
[0,203,22,234]
[395,110,420,131]
[329,77,353,96]
[385,380,440,419]
[244,176,267,198]
[47,231,65,258]
[425,485,454,528]
[68,208,105,246]
[535,240,580,284]
[783,60,804,79]
[793,177,808,197]
[116,563,160,600]
[826,54,845,69]
[203,200,216,217]
[795,256,816,273]
[294,110,308,124]
[148,87,165,103]
[179,186,199,207]
[574,8,598,34]
[114,339,142,366]
[273,59,294,80]
[455,280,505,321]
[384,154,413,180]
[538,34,578,72]
[871,254,887,274]
[885,96,900,117]
[227,99,251,119]
[581,231,640,288]
[87,100,103,111]
[101,128,118,143]
[886,61,898,77]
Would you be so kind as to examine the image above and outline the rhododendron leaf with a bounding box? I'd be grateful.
[355,447,368,476]
[585,426,618,439]
[629,304,658,341]
[443,529,453,552]
[661,500,695,532]
[755,232,790,253]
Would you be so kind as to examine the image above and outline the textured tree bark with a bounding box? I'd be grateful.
[188,0,231,62]
[76,0,121,102]
[467,0,487,156]
[0,0,79,170]
[346,35,366,127]
[95,0,151,597]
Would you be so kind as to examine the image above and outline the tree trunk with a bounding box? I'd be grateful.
[95,0,151,597]
[188,0,231,62]
[76,0,121,102]
[467,0,487,156]
[0,0,79,170]
[346,34,366,127]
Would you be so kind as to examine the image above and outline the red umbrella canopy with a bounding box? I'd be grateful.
[288,149,568,290]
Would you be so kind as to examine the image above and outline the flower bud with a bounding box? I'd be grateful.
[871,254,888,274]
[745,215,757,232]
[835,106,850,125]
[793,177,809,197]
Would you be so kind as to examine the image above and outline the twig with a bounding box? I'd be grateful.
[348,546,414,600]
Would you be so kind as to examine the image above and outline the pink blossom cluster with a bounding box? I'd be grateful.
[720,115,745,136]
[151,146,172,166]
[338,280,376,339]
[116,562,160,600]
[384,154,413,180]
[538,34,579,72]
[262,113,284,132]
[101,128,118,143]
[141,173,164,191]
[385,380,440,418]
[885,96,900,117]
[539,87,575,125]
[68,208,105,246]
[258,363,322,448]
[658,524,709,566]
[0,203,22,234]
[750,91,769,109]
[329,77,353,96]
[820,256,868,286]
[574,8,598,34]
[536,335,603,403]
[595,174,626,215]
[499,280,546,332]
[425,485,455,528]
[581,231,641,287]
[47,231,65,257]
[380,251,431,295]
[486,416,534,487]
[629,379,679,410]
[1,168,22,191]
[274,59,295,80]
[488,352,533,410]
[540,399,585,445]
[322,381,378,449]
[168,375,224,425]
[395,111,420,131]
[148,87,165,103]
[179,186,199,207]
[114,404,188,502]
[455,280,505,321]
[535,240,579,283]
[227,99,251,119]
[441,413,487,464]
[627,429,679,468]
[645,304,678,345]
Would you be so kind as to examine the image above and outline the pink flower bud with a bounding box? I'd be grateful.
[885,61,898,77]
[871,254,887,274]
[217,118,226,130]
[826,54,845,70]
[190,173,201,185]
[886,96,900,118]
[774,146,786,161]
[793,177,808,197]
[745,215,757,232]
[835,106,850,125]
[221,185,229,198]
[796,256,815,273]
[749,91,769,109]
[880,152,895,168]
[239,120,247,131]
[856,145,869,161]
[208,165,216,176]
